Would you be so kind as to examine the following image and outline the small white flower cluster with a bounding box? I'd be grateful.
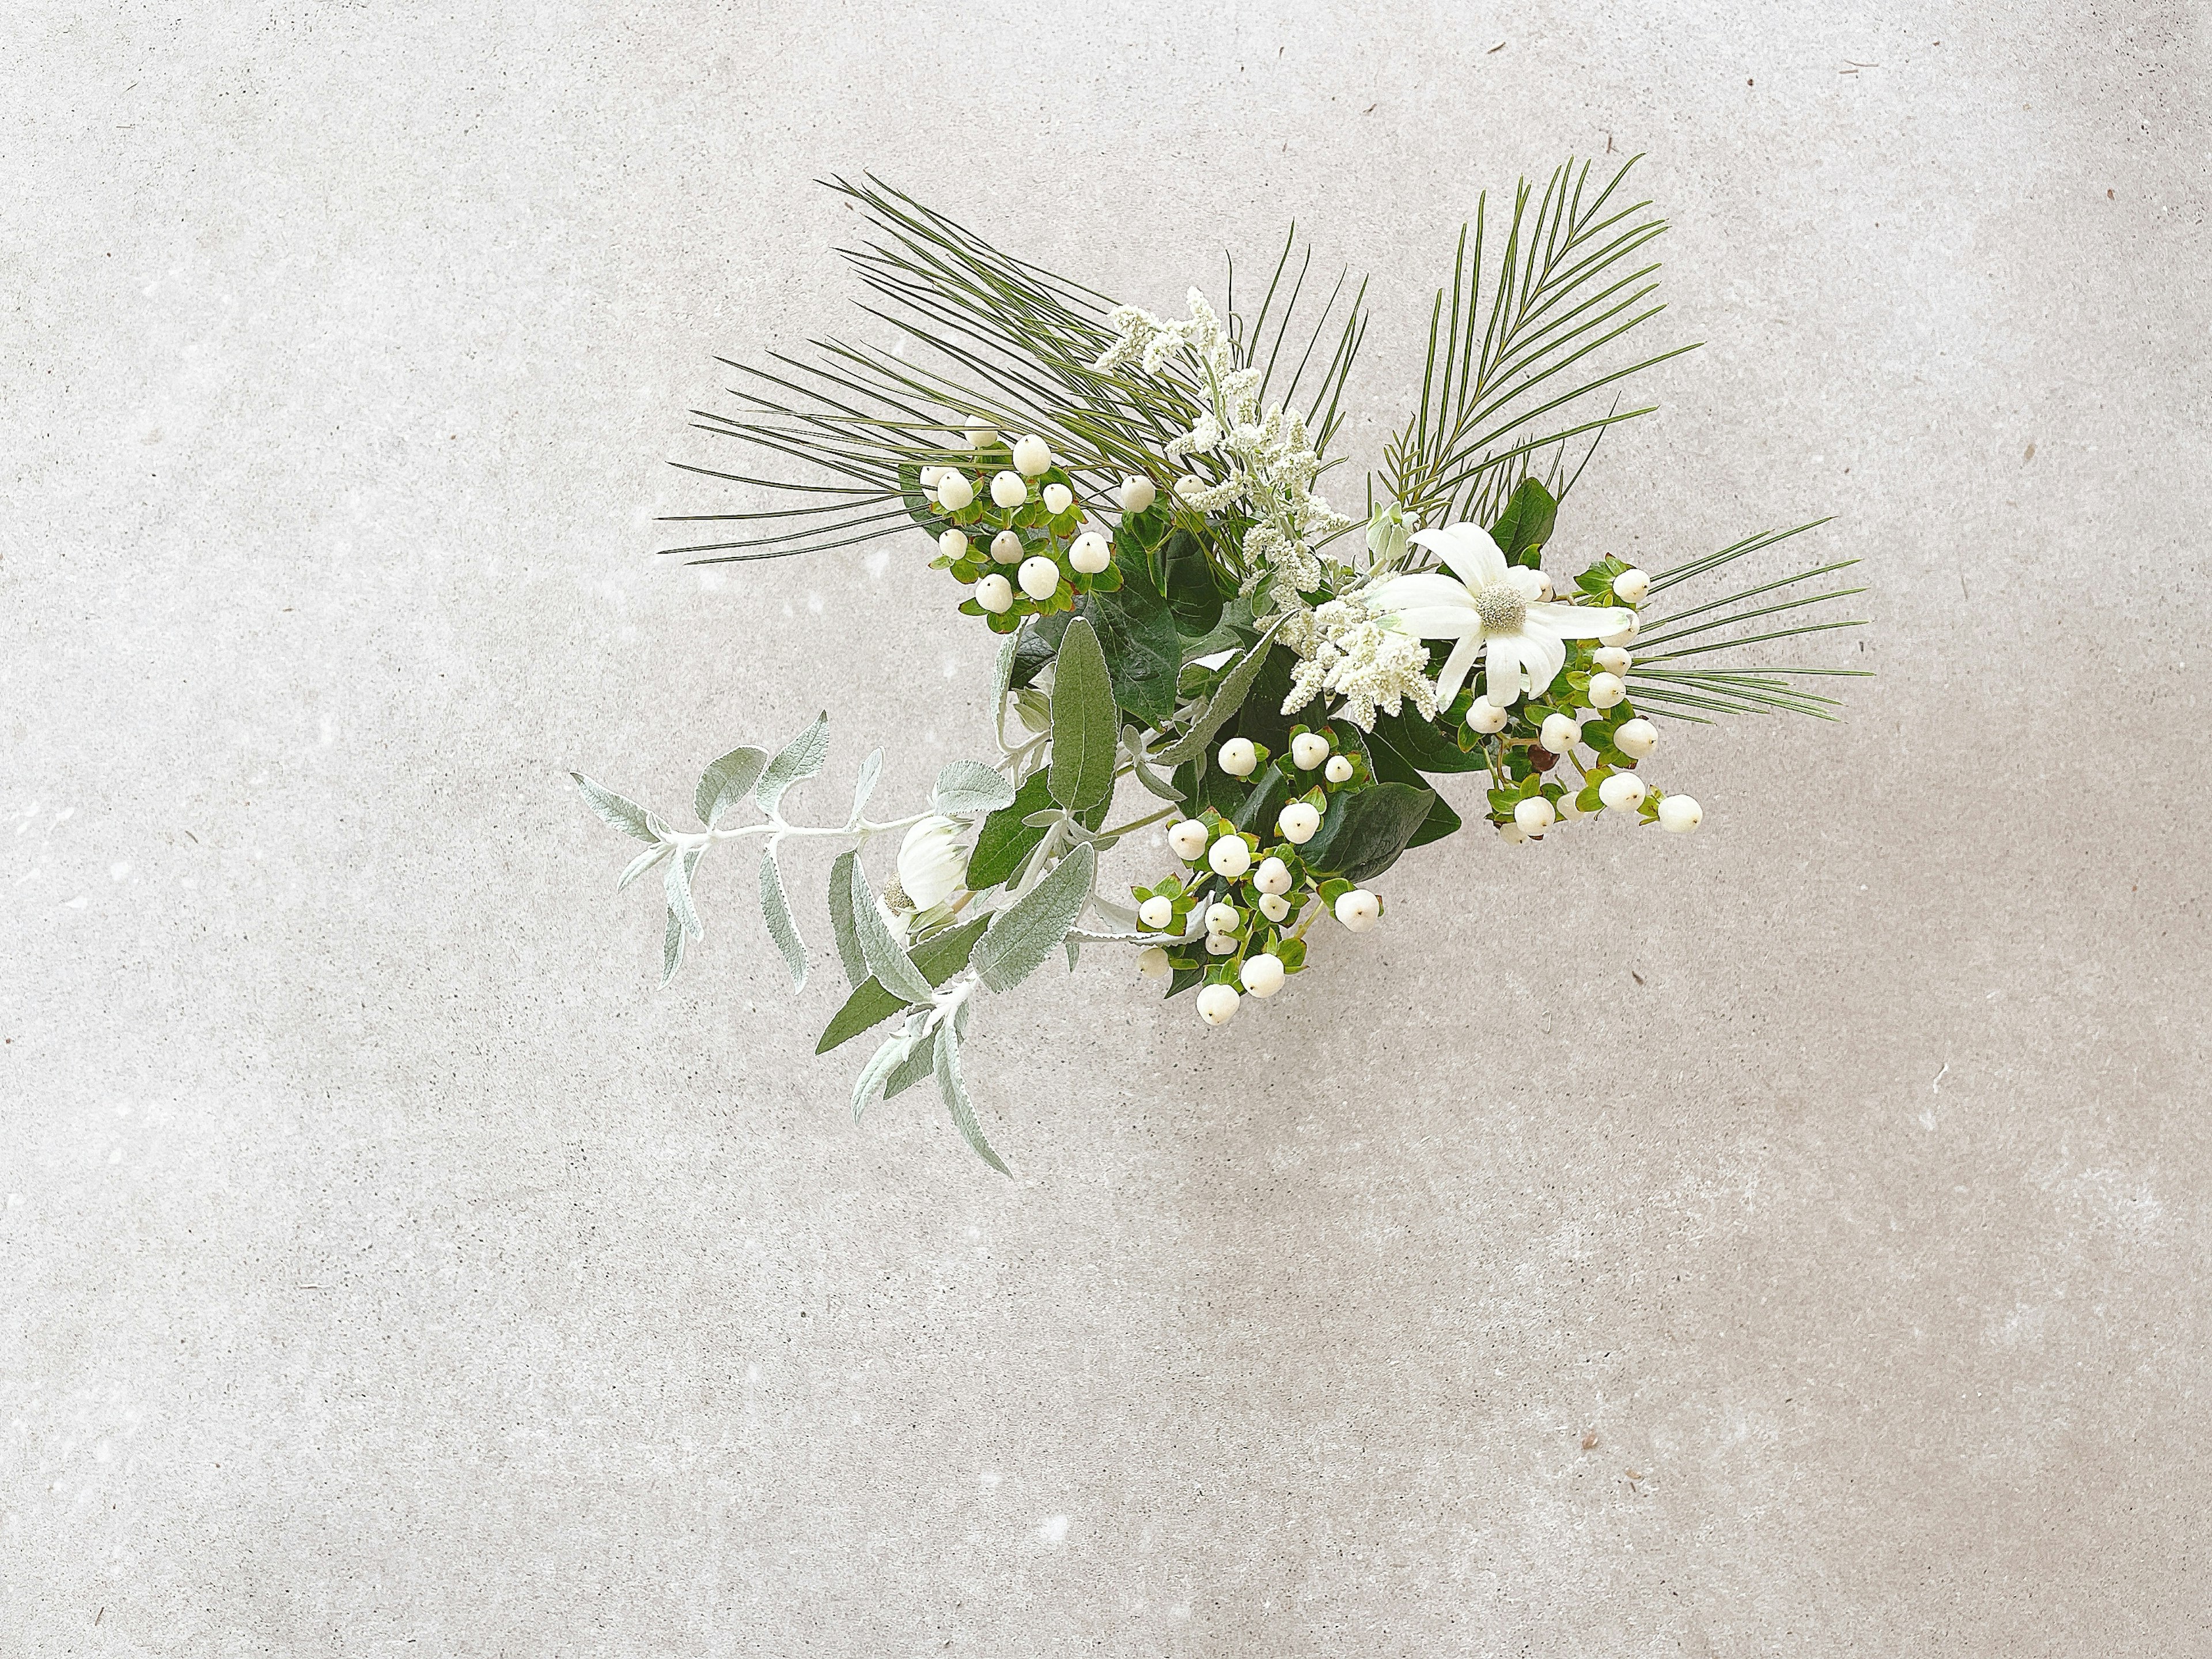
[1092,290,1355,600]
[1277,591,1440,731]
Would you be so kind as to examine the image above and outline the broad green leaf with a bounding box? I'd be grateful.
[933,759,1018,816]
[759,843,806,990]
[882,1033,936,1100]
[755,711,830,815]
[696,747,770,826]
[617,843,673,892]
[1302,781,1437,883]
[1047,618,1116,810]
[573,772,658,843]
[846,851,935,1003]
[852,1032,911,1121]
[1368,705,1487,773]
[1082,577,1180,728]
[935,1022,1009,1175]
[1488,475,1557,569]
[1009,615,1061,688]
[1362,728,1465,849]
[894,461,941,532]
[815,916,988,1053]
[664,842,705,941]
[1158,528,1226,638]
[850,748,884,820]
[967,770,1054,890]
[825,849,867,990]
[972,843,1095,993]
[1150,620,1286,766]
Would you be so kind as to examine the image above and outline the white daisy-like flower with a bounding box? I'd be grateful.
[1364,523,1634,706]
[895,815,970,911]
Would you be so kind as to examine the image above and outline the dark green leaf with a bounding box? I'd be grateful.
[1363,728,1465,849]
[815,916,988,1053]
[1368,706,1487,773]
[1047,618,1116,810]
[1158,529,1225,637]
[1302,781,1437,882]
[1081,579,1180,728]
[968,770,1055,889]
[1489,475,1558,567]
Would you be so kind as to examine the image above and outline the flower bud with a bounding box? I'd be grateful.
[1012,435,1052,476]
[1513,796,1555,836]
[1041,483,1074,516]
[991,470,1029,509]
[1291,733,1330,770]
[1258,892,1291,923]
[1334,889,1380,931]
[1217,737,1259,778]
[1240,954,1286,997]
[1205,902,1240,935]
[1465,696,1509,734]
[1615,718,1657,760]
[1196,983,1240,1025]
[1587,672,1626,709]
[975,574,1014,613]
[1253,855,1292,895]
[1592,646,1631,675]
[1018,555,1060,601]
[897,815,970,911]
[1207,835,1253,879]
[934,472,974,512]
[1168,819,1210,860]
[1539,713,1581,753]
[991,529,1024,564]
[964,419,999,452]
[1498,821,1528,844]
[1118,475,1157,513]
[1325,755,1355,785]
[1277,801,1321,844]
[1137,944,1171,979]
[938,528,969,560]
[1657,794,1703,834]
[1204,930,1237,956]
[1069,531,1111,574]
[1612,567,1651,604]
[1138,895,1176,931]
[1599,772,1647,813]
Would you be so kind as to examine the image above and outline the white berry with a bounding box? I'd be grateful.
[1291,733,1330,770]
[1599,772,1647,813]
[1204,902,1240,935]
[1599,614,1639,649]
[1498,821,1528,844]
[1018,555,1060,601]
[975,574,1014,614]
[991,529,1024,564]
[1612,567,1651,604]
[991,470,1028,509]
[1240,954,1286,997]
[1138,895,1176,930]
[1042,483,1074,516]
[1514,796,1555,835]
[937,528,969,561]
[1277,801,1321,844]
[919,465,945,488]
[1208,835,1253,879]
[1539,713,1581,753]
[1136,945,1171,979]
[1557,790,1590,820]
[1253,855,1292,895]
[1196,983,1241,1025]
[1217,737,1259,778]
[1118,475,1157,513]
[934,472,974,512]
[1174,475,1206,503]
[1658,794,1703,834]
[1012,435,1052,476]
[1587,672,1626,710]
[964,419,999,452]
[1466,696,1509,734]
[1334,889,1381,931]
[1204,930,1237,956]
[1615,718,1657,760]
[1258,892,1291,922]
[1168,819,1210,860]
[1069,531,1111,574]
[1324,755,1354,784]
[1593,646,1631,675]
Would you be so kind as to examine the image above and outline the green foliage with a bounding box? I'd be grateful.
[968,771,1055,890]
[573,773,659,843]
[758,844,806,989]
[845,850,935,1003]
[696,747,770,827]
[825,849,868,989]
[931,759,1018,816]
[755,713,831,815]
[816,916,989,1054]
[934,1019,1008,1175]
[1082,574,1181,728]
[973,844,1096,993]
[1300,781,1436,882]
[1047,619,1116,809]
[1487,476,1557,568]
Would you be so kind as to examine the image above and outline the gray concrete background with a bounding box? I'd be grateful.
[3,2,2207,1653]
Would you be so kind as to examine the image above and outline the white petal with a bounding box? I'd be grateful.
[1525,601,1634,641]
[1503,565,1546,601]
[1365,573,1479,640]
[1434,631,1485,705]
[1429,524,1509,591]
[1517,628,1567,697]
[1485,634,1525,706]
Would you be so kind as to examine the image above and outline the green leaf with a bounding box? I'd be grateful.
[972,843,1096,993]
[616,843,673,891]
[935,1021,1009,1175]
[696,747,770,827]
[850,748,884,820]
[895,462,941,533]
[825,849,868,990]
[967,770,1054,890]
[1047,619,1116,810]
[882,1035,936,1100]
[755,711,830,815]
[1489,475,1558,567]
[664,841,705,941]
[846,850,935,1003]
[661,904,687,985]
[852,1032,912,1122]
[990,634,1018,745]
[932,759,1018,816]
[1302,782,1436,882]
[1082,578,1180,728]
[815,915,990,1054]
[1368,706,1487,774]
[1158,528,1225,637]
[759,843,806,989]
[1150,619,1286,766]
[573,772,658,843]
[1362,728,1464,849]
[1009,616,1061,688]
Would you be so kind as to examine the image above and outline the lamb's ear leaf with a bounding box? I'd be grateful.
[755,713,831,815]
[932,759,1018,816]
[846,851,935,1003]
[758,844,806,990]
[971,843,1095,993]
[815,916,990,1054]
[617,843,674,892]
[574,773,659,843]
[696,747,770,827]
[1047,619,1118,810]
[661,906,688,985]
[849,748,884,820]
[935,1021,1010,1175]
[851,1032,910,1122]
[882,1035,937,1100]
[664,843,706,942]
[825,850,868,990]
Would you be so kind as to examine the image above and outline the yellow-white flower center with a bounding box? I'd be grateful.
[1475,582,1526,634]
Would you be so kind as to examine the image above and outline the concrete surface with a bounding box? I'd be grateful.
[3,2,2207,1653]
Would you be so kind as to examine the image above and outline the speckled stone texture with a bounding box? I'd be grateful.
[2,2,2206,1653]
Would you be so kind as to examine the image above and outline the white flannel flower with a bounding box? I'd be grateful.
[895,815,970,912]
[1365,524,1633,707]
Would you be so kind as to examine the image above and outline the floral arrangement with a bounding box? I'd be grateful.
[574,160,1865,1171]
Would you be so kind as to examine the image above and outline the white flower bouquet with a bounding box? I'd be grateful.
[574,159,1865,1170]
